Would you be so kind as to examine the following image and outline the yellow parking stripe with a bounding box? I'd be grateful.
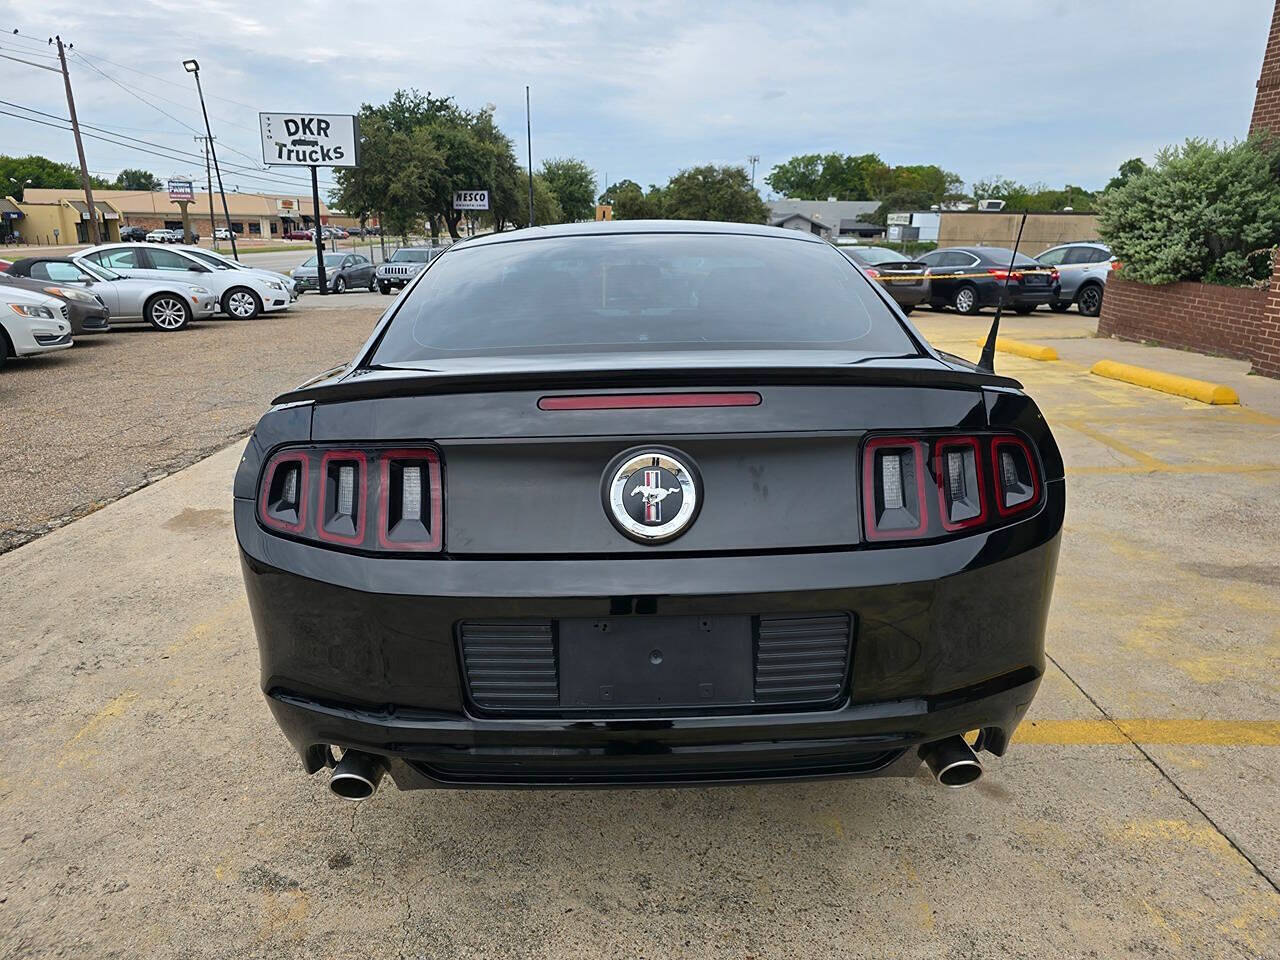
[1017,718,1280,746]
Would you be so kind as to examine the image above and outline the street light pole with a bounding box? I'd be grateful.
[184,59,238,259]
[748,154,759,188]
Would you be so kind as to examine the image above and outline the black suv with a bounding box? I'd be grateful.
[119,226,148,242]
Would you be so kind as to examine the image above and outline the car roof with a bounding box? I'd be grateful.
[1041,241,1111,251]
[464,219,829,249]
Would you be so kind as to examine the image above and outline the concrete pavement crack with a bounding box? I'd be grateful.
[1045,651,1280,895]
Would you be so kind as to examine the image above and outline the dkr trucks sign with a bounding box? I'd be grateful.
[259,113,359,167]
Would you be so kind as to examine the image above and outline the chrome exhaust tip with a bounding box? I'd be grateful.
[328,750,387,801]
[919,735,983,788]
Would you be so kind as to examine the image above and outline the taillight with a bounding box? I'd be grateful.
[260,451,308,534]
[377,449,443,551]
[864,267,881,278]
[862,437,927,540]
[933,436,987,531]
[1110,260,1121,271]
[1049,269,1060,284]
[991,436,1040,517]
[862,433,1040,542]
[258,444,443,553]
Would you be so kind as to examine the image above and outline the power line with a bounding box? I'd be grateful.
[69,52,318,173]
[0,98,338,190]
[71,46,260,112]
[0,105,339,194]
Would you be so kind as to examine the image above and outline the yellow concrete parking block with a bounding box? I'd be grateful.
[1089,360,1240,405]
[973,336,1059,361]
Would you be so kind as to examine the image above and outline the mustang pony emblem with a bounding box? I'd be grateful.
[631,469,679,523]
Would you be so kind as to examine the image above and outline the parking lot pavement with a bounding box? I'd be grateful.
[3,314,1279,957]
[0,294,386,553]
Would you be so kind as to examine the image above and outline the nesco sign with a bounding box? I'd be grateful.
[453,190,489,210]
[259,113,359,167]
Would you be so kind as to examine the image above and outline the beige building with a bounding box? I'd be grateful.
[935,211,1101,256]
[6,188,333,243]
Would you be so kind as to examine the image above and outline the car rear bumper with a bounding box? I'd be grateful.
[236,483,1063,789]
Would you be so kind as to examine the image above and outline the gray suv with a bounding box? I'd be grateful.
[375,247,437,294]
[1035,242,1115,317]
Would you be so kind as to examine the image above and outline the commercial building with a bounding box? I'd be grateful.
[767,199,883,240]
[4,188,333,244]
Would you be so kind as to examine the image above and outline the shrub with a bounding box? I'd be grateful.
[1097,137,1280,286]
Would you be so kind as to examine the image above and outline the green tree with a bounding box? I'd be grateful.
[114,168,160,191]
[598,179,641,205]
[332,103,441,238]
[972,176,1096,212]
[609,181,666,220]
[539,157,596,222]
[764,152,885,200]
[1105,157,1147,192]
[0,154,87,199]
[662,165,769,223]
[507,171,563,227]
[333,90,524,240]
[1098,136,1280,286]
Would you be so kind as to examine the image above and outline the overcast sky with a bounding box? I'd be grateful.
[0,0,1273,199]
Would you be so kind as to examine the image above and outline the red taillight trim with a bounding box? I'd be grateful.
[259,450,310,534]
[864,267,880,278]
[538,392,762,411]
[991,435,1041,517]
[377,448,443,552]
[862,436,929,541]
[933,436,989,532]
[314,449,368,546]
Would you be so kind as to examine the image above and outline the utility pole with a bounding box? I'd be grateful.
[196,136,218,250]
[54,36,99,244]
[183,60,237,259]
[748,154,760,188]
[524,85,535,227]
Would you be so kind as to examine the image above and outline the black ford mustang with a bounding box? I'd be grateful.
[235,220,1064,799]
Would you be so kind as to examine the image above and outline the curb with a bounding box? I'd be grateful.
[1089,360,1240,405]
[973,337,1059,361]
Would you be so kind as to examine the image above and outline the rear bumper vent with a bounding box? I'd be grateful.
[459,621,558,710]
[754,614,853,704]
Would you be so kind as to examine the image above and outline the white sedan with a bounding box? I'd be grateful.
[0,285,73,370]
[79,243,292,320]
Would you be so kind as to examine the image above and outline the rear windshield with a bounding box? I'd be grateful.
[370,233,918,364]
[976,248,1039,266]
[843,246,909,266]
[390,249,432,262]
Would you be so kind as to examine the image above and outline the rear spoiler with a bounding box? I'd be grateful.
[272,363,1024,406]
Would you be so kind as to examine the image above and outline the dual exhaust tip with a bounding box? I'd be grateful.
[920,735,984,788]
[327,736,984,798]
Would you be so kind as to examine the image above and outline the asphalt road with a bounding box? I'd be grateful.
[2,306,1278,958]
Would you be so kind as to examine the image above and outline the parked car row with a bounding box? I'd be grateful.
[837,241,1116,317]
[0,241,308,371]
[282,226,351,241]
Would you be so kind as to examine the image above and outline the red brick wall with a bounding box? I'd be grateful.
[1098,274,1280,378]
[1251,1,1280,135]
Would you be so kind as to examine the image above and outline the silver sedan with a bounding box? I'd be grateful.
[5,256,218,331]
